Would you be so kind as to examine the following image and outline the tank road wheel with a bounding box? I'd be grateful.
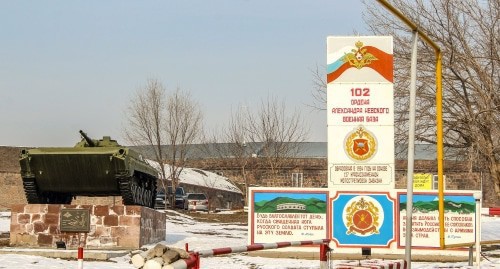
[130,174,156,208]
[118,176,134,205]
[118,173,156,208]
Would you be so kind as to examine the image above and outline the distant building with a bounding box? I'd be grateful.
[276,203,306,211]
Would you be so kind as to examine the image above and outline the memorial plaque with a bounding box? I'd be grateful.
[60,209,90,232]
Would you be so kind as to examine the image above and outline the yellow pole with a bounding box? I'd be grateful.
[436,51,444,248]
[375,0,445,249]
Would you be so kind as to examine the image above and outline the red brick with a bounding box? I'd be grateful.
[94,226,110,237]
[10,204,25,213]
[124,206,141,216]
[47,204,61,214]
[32,214,41,222]
[111,226,140,239]
[80,205,93,211]
[44,213,59,225]
[33,221,47,233]
[25,204,45,214]
[49,225,58,234]
[119,215,140,226]
[103,215,118,226]
[38,234,53,246]
[10,223,23,234]
[17,214,30,224]
[110,205,124,215]
[94,205,109,216]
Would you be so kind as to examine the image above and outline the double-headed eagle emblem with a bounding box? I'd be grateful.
[342,41,378,69]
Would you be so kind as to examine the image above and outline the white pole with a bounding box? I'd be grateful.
[473,192,482,268]
[405,30,419,269]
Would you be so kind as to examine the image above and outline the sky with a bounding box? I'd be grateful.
[1,0,370,147]
[1,210,500,268]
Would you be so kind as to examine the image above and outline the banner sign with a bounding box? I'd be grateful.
[398,193,476,248]
[331,192,395,247]
[413,173,433,190]
[249,189,329,244]
[327,36,395,191]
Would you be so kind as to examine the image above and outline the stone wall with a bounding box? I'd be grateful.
[0,173,25,210]
[9,204,165,249]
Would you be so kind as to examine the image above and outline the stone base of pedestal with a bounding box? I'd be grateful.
[9,204,166,249]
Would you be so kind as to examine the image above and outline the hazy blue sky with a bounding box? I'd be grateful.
[1,0,369,147]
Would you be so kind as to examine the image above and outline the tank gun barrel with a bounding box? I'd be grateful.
[79,130,96,147]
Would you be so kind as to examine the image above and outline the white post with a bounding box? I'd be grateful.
[473,192,482,268]
[405,30,419,269]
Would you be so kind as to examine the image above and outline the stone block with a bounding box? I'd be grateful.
[32,214,41,222]
[17,214,30,224]
[110,205,124,215]
[25,204,46,214]
[10,204,25,213]
[125,206,141,216]
[49,224,58,234]
[38,234,53,246]
[94,205,109,216]
[44,213,59,225]
[11,233,37,246]
[47,204,61,214]
[119,215,140,226]
[10,224,23,234]
[33,221,47,233]
[103,215,119,226]
[94,226,110,237]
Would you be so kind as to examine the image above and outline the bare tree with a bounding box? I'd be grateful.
[224,106,257,203]
[124,79,203,207]
[164,87,203,187]
[362,0,499,199]
[124,78,167,185]
[246,96,310,178]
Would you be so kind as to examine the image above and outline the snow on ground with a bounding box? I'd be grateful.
[0,210,499,268]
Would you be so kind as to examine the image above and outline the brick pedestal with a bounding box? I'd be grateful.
[9,204,166,249]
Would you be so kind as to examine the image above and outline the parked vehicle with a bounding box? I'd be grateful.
[165,186,186,209]
[183,193,209,212]
[154,190,169,210]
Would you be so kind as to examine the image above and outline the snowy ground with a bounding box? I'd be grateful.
[0,210,499,268]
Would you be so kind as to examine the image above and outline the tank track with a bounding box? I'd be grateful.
[118,173,156,208]
[22,177,41,204]
[22,177,72,204]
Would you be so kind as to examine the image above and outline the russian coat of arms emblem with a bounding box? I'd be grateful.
[342,41,379,69]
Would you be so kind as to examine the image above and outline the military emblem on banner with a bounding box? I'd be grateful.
[344,126,377,161]
[342,41,378,69]
[344,197,382,236]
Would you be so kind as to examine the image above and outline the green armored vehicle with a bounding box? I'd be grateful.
[19,130,158,208]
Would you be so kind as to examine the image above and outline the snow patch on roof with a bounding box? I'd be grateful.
[146,160,242,194]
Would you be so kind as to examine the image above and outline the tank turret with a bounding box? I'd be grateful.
[19,131,158,208]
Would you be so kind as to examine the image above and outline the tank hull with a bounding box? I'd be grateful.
[19,146,158,207]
